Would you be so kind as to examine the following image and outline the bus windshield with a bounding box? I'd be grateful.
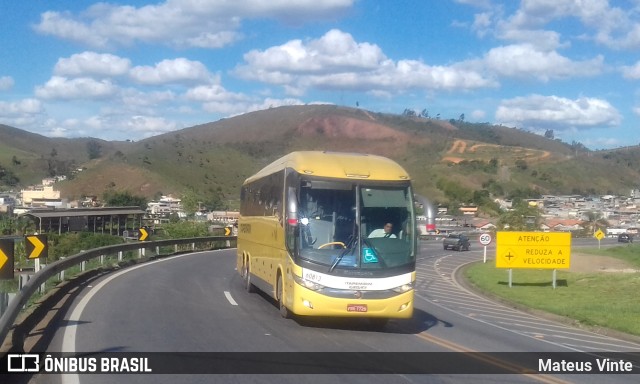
[296,180,415,271]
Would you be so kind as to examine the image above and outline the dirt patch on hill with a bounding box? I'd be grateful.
[570,253,639,273]
[296,115,426,156]
[297,115,409,141]
[442,140,553,164]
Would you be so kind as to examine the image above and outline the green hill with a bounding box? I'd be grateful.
[2,105,640,212]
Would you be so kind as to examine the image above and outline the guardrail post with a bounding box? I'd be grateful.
[100,255,105,265]
[81,261,86,272]
[39,264,46,294]
[118,251,123,262]
[156,246,160,256]
[175,244,178,253]
[0,293,9,316]
[0,293,16,317]
[19,274,30,291]
[192,243,195,250]
[58,257,66,281]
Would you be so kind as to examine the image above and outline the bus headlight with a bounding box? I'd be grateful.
[293,274,325,291]
[391,282,414,293]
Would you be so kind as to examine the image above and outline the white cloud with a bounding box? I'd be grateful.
[454,0,493,8]
[185,83,246,103]
[480,44,603,81]
[35,11,109,47]
[621,61,640,80]
[126,115,180,136]
[242,29,386,73]
[38,114,181,139]
[35,76,118,100]
[120,89,176,108]
[0,76,15,91]
[470,0,640,50]
[130,58,213,85]
[495,94,622,131]
[0,99,44,127]
[0,98,43,116]
[33,0,355,49]
[54,52,131,78]
[235,29,495,94]
[471,109,486,120]
[200,96,304,115]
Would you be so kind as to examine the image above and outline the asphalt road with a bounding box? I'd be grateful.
[20,239,640,384]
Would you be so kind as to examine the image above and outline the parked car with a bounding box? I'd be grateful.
[443,233,471,251]
[618,233,633,243]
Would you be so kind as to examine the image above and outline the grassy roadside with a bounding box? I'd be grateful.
[463,244,640,337]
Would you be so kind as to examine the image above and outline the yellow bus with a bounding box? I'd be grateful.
[237,151,416,326]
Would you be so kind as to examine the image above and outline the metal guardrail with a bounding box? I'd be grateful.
[0,235,237,351]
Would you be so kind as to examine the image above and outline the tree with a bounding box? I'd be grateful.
[402,108,416,117]
[515,159,528,170]
[581,210,609,234]
[181,188,200,215]
[497,201,541,231]
[459,113,465,122]
[87,140,102,160]
[103,191,147,210]
[544,129,554,139]
[0,165,19,186]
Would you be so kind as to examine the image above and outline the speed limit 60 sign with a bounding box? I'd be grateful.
[479,233,492,245]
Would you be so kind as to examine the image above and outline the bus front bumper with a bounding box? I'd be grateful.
[289,287,414,318]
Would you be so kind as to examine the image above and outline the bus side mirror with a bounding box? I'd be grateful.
[286,187,298,225]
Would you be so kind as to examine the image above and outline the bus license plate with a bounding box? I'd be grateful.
[347,304,367,312]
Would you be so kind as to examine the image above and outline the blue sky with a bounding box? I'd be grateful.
[1,0,640,149]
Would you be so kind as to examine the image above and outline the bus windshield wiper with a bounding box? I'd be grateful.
[328,234,356,273]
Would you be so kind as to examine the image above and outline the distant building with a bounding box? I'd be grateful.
[208,211,239,224]
[20,185,61,206]
[146,195,184,223]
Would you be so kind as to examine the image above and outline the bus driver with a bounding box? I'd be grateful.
[368,223,397,238]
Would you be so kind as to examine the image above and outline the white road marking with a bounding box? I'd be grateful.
[224,291,238,306]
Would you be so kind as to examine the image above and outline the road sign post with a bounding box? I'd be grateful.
[478,233,492,263]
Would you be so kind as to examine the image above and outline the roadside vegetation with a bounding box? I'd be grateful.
[464,244,640,337]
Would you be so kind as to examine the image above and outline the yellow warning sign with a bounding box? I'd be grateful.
[138,227,149,241]
[0,239,13,280]
[0,249,7,270]
[26,235,47,259]
[593,229,605,241]
[496,232,571,269]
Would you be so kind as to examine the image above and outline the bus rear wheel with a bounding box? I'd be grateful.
[243,262,255,293]
[276,274,290,319]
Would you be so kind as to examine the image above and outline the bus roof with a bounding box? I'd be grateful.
[244,151,411,184]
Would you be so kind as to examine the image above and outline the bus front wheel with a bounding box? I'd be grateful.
[276,274,290,319]
[369,318,388,330]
